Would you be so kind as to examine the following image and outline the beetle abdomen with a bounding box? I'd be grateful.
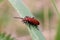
[26,18,40,25]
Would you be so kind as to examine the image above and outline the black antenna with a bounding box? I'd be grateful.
[13,17,23,19]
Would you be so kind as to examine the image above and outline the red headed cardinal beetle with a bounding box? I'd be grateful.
[14,16,40,30]
[14,16,40,26]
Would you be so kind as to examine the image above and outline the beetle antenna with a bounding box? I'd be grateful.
[13,17,23,19]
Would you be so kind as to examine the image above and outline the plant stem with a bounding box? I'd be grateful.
[50,0,60,16]
[51,0,60,40]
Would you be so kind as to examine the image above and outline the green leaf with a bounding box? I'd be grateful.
[8,0,46,40]
[0,33,15,40]
[9,0,33,18]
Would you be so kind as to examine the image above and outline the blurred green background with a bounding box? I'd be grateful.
[0,0,60,40]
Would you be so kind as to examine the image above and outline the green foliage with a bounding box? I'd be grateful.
[51,0,60,40]
[48,8,53,20]
[33,8,53,23]
[51,0,60,16]
[0,33,15,40]
[55,20,60,40]
[0,0,3,3]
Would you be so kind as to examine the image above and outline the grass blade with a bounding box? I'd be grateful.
[8,0,45,40]
[8,0,33,18]
[50,0,60,40]
[50,0,60,16]
[0,33,15,40]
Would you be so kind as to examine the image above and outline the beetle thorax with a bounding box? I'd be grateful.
[22,18,28,22]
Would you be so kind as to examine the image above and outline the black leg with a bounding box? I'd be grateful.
[35,26,39,30]
[33,25,39,30]
[29,24,31,29]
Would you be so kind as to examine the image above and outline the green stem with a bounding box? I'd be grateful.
[51,0,60,16]
[51,0,60,40]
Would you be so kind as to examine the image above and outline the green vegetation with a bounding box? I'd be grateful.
[0,0,3,3]
[51,0,60,40]
[55,20,60,40]
[0,33,15,40]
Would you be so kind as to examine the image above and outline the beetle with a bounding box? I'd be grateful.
[23,16,40,26]
[14,16,40,26]
[14,16,40,30]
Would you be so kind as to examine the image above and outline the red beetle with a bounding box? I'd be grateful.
[14,16,40,26]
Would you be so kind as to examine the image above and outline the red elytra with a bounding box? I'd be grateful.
[14,16,40,26]
[23,16,40,25]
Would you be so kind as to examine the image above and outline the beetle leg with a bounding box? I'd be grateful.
[32,25,39,30]
[27,22,31,29]
[24,21,26,23]
[35,26,39,30]
[29,24,30,27]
